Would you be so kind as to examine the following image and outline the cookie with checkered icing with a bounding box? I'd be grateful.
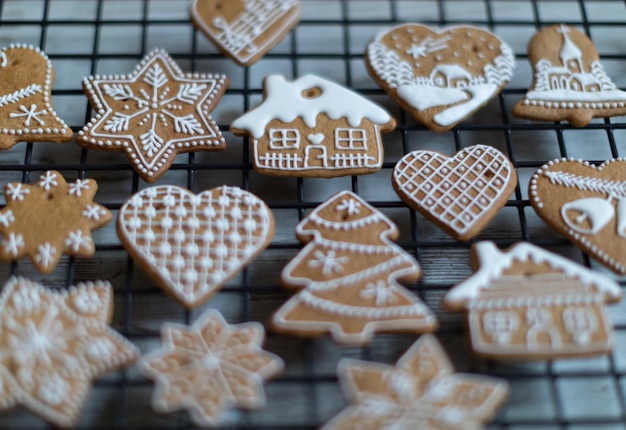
[0,44,72,149]
[392,145,517,241]
[117,185,274,308]
[0,171,112,273]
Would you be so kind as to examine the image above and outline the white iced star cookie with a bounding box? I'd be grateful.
[79,49,228,182]
[139,309,284,426]
[117,185,274,308]
[0,170,112,273]
[0,44,72,148]
[0,276,139,427]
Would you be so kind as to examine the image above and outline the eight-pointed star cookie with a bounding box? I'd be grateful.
[0,276,139,427]
[323,335,509,430]
[79,49,228,182]
[139,309,284,426]
[0,44,72,149]
[0,170,112,273]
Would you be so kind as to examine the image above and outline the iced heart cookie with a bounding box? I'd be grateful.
[79,49,228,183]
[272,191,437,346]
[190,0,300,67]
[231,74,396,178]
[392,145,516,241]
[530,157,626,274]
[513,25,626,127]
[117,185,274,308]
[365,24,514,132]
[0,171,112,273]
[0,44,72,149]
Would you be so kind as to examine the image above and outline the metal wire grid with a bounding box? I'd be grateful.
[0,0,625,428]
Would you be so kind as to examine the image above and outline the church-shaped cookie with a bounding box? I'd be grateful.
[230,75,396,178]
[513,24,626,127]
[444,241,622,360]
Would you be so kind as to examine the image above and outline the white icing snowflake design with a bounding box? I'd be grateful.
[79,49,228,181]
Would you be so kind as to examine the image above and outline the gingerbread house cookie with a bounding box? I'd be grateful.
[230,75,396,178]
[444,241,622,360]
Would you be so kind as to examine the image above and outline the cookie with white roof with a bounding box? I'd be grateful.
[230,74,396,178]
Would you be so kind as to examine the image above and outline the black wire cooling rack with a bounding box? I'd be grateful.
[1,0,626,429]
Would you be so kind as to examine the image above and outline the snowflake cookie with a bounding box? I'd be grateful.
[79,49,228,182]
[322,335,508,429]
[139,309,284,426]
[0,170,112,273]
[117,185,274,308]
[189,0,301,67]
[0,44,72,149]
[513,25,626,127]
[365,24,514,132]
[0,276,139,427]
[272,190,437,346]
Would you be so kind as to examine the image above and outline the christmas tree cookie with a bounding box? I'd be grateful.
[272,191,437,346]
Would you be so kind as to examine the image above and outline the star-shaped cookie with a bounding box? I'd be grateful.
[0,44,72,149]
[323,335,508,430]
[0,276,139,427]
[0,170,112,273]
[79,49,228,182]
[139,309,284,426]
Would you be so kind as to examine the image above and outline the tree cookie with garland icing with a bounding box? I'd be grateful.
[139,309,284,427]
[365,24,514,133]
[0,171,111,274]
[0,44,72,149]
[117,185,274,308]
[393,144,517,241]
[444,241,622,360]
[530,157,626,275]
[513,24,626,127]
[79,49,228,183]
[272,190,437,346]
[0,276,139,427]
[231,74,396,178]
[322,335,509,429]
[189,0,300,67]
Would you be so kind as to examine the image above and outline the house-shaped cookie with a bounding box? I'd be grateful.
[231,74,396,177]
[444,241,622,360]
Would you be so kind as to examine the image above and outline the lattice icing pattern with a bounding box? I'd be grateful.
[117,185,274,308]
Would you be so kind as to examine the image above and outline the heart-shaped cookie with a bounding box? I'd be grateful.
[530,158,626,274]
[0,44,72,149]
[117,185,274,308]
[392,145,516,241]
[365,24,514,132]
[189,0,301,67]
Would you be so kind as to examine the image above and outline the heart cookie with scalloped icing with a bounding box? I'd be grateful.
[0,44,72,149]
[392,145,516,241]
[117,185,274,308]
[530,158,626,274]
[365,24,514,132]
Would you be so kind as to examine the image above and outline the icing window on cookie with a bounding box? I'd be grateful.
[335,128,366,150]
[269,128,300,149]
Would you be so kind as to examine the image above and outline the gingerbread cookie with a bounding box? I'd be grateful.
[444,241,622,360]
[323,335,508,429]
[190,0,300,67]
[272,191,437,346]
[79,49,228,183]
[0,44,72,149]
[513,25,626,127]
[365,24,514,132]
[529,157,626,274]
[0,171,111,273]
[0,276,139,427]
[231,74,396,178]
[117,185,274,308]
[392,145,516,241]
[139,309,283,426]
